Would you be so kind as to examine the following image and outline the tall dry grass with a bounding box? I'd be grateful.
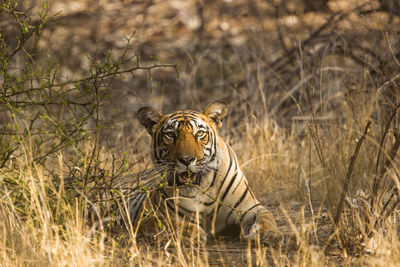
[1,90,399,266]
[1,0,400,266]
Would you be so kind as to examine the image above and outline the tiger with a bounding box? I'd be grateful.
[124,101,282,244]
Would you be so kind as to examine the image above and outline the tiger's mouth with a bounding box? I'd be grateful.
[175,171,201,186]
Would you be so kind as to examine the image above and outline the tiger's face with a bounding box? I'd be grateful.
[138,101,228,186]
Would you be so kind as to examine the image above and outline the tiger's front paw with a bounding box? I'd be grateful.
[245,222,284,246]
[181,222,208,243]
[261,228,285,246]
[244,211,284,246]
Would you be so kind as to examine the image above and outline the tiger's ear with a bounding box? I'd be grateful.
[203,101,228,130]
[138,106,163,134]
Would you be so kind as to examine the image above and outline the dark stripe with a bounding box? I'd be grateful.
[204,148,233,206]
[208,169,218,189]
[168,114,199,121]
[209,131,217,162]
[164,198,196,223]
[170,197,199,214]
[127,194,140,220]
[216,170,239,214]
[156,132,165,160]
[132,194,146,224]
[164,198,186,218]
[219,171,238,204]
[187,111,199,116]
[234,187,249,209]
[239,203,263,222]
[225,188,249,225]
[245,214,257,233]
[160,188,197,222]
[163,125,175,131]
[153,131,157,159]
[231,175,243,194]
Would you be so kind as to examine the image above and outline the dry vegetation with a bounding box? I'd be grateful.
[0,0,400,265]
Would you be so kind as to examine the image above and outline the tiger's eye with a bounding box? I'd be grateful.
[164,132,175,140]
[196,130,207,139]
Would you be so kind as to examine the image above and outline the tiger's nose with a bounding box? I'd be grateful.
[177,156,195,166]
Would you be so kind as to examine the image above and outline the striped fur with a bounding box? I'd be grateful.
[129,101,280,241]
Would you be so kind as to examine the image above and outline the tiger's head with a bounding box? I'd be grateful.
[138,101,228,186]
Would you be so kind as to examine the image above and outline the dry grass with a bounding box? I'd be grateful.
[1,0,400,266]
[1,95,399,266]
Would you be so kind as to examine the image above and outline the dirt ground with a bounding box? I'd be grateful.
[131,203,336,266]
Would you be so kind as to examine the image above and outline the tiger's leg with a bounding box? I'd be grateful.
[177,220,208,243]
[124,192,150,232]
[159,198,208,243]
[242,208,284,245]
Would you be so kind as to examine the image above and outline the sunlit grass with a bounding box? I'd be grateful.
[1,92,399,266]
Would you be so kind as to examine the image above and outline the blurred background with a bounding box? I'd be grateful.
[1,0,400,203]
[5,1,399,113]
